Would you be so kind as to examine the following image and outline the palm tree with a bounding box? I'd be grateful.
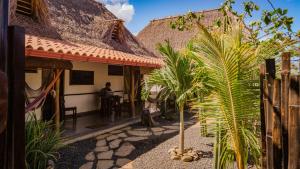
[147,41,195,155]
[190,24,261,169]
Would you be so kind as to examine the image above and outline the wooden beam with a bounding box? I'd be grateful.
[281,52,290,169]
[130,67,136,117]
[272,79,282,169]
[7,26,25,169]
[55,69,61,131]
[288,75,300,169]
[0,0,8,167]
[265,59,276,169]
[260,64,267,169]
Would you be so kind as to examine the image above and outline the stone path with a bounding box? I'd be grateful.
[56,116,200,169]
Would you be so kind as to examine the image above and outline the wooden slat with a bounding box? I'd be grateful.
[272,79,282,169]
[288,75,300,169]
[16,0,32,16]
[265,59,276,169]
[281,52,290,169]
[260,64,267,169]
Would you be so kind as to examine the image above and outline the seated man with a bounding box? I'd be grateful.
[99,82,114,118]
[99,82,121,120]
[99,82,113,98]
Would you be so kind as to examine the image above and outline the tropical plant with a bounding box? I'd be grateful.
[147,41,196,154]
[25,114,63,169]
[189,23,262,169]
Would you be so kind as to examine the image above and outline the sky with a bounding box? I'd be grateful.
[98,0,300,35]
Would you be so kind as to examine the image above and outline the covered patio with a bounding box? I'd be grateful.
[24,35,162,138]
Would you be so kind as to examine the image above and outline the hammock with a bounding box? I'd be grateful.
[25,70,53,97]
[25,70,63,113]
[25,70,53,109]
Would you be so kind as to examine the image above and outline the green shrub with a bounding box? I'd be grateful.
[25,114,63,169]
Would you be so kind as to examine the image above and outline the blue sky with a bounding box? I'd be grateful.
[99,0,300,35]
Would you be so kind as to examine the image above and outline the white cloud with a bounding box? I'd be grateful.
[97,0,135,23]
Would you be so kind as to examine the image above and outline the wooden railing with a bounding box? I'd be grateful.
[260,52,300,169]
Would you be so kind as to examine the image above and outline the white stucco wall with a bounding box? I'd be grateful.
[25,61,125,118]
[64,61,124,114]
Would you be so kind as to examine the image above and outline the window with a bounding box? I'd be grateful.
[16,0,32,16]
[108,65,123,76]
[70,70,94,85]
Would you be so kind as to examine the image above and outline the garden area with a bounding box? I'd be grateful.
[22,0,300,169]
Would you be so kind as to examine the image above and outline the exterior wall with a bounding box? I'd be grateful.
[25,61,125,118]
[25,69,43,120]
[64,61,124,114]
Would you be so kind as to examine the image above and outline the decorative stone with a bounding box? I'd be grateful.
[117,132,127,138]
[110,129,123,134]
[168,147,177,154]
[182,155,193,162]
[109,139,122,149]
[116,158,131,167]
[106,135,119,141]
[124,136,147,142]
[96,133,110,140]
[85,152,95,161]
[96,139,107,147]
[170,155,181,160]
[79,162,93,169]
[97,150,113,160]
[115,142,135,157]
[96,160,114,169]
[94,146,109,152]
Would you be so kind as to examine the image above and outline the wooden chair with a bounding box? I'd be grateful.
[60,97,77,129]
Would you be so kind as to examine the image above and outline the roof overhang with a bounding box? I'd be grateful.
[25,35,163,68]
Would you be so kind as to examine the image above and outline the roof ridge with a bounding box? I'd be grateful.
[150,8,220,23]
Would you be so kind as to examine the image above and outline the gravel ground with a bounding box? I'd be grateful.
[55,114,202,169]
[132,123,214,169]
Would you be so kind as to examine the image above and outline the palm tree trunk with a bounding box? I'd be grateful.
[236,151,245,169]
[179,105,184,154]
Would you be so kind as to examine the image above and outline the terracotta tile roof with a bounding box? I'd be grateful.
[25,35,163,68]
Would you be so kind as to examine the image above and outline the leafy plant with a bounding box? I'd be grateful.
[147,41,196,154]
[25,114,63,169]
[190,23,262,169]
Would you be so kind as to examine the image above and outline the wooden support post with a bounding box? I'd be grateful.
[288,75,300,169]
[7,26,25,169]
[260,64,267,169]
[130,67,136,117]
[265,59,276,169]
[281,52,290,169]
[0,0,8,168]
[272,79,282,169]
[55,69,60,131]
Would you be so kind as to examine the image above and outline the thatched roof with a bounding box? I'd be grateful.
[10,0,154,57]
[137,9,237,57]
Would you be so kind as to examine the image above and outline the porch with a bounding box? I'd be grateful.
[24,35,162,137]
